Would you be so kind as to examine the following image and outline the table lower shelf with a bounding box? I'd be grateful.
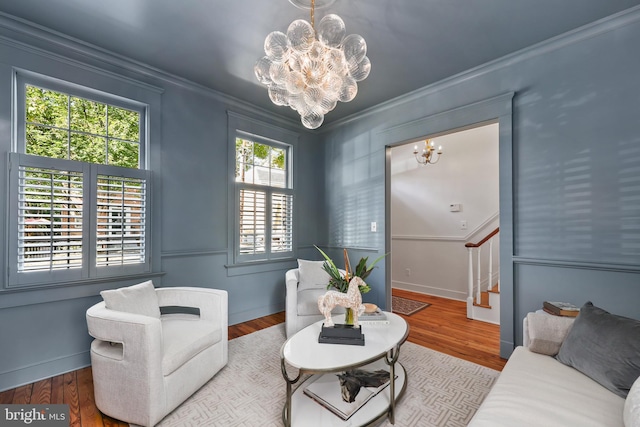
[287,359,407,427]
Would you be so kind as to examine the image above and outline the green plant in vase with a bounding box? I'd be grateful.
[314,245,387,324]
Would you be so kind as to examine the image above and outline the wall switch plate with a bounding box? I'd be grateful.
[405,268,411,276]
[370,222,377,232]
[460,220,468,230]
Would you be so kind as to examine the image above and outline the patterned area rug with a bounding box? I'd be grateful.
[157,324,498,427]
[392,296,431,316]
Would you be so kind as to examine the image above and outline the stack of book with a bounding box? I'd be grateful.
[543,301,580,317]
[358,309,389,325]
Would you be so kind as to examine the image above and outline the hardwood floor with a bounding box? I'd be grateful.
[392,288,506,371]
[0,290,504,426]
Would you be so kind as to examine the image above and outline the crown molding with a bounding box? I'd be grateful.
[1,4,639,135]
[0,12,303,130]
[320,4,640,132]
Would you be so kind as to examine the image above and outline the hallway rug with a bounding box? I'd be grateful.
[392,296,431,316]
[156,324,498,427]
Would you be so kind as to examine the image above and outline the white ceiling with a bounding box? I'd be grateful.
[0,0,639,127]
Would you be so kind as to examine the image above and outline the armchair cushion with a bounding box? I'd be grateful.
[297,259,331,291]
[161,316,222,376]
[100,280,160,319]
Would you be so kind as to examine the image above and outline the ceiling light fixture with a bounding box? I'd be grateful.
[414,139,443,165]
[254,0,371,129]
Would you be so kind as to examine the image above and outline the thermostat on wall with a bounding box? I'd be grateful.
[449,203,462,212]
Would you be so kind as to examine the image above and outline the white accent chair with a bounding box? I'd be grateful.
[285,260,345,338]
[86,281,228,426]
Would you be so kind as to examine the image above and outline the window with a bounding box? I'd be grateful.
[8,74,150,287]
[234,136,293,261]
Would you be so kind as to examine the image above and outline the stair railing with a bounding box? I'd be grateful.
[465,227,499,314]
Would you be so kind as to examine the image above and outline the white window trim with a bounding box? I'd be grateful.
[226,112,298,269]
[7,71,152,288]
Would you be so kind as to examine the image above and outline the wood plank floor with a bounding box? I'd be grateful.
[392,288,506,371]
[0,290,505,426]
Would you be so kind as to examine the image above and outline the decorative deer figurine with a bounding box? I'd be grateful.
[318,276,367,328]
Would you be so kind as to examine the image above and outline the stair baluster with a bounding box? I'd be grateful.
[465,227,500,320]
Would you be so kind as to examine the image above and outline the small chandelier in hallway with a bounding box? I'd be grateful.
[414,139,443,165]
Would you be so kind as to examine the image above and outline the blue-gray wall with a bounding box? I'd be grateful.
[0,17,324,391]
[320,9,640,357]
[1,7,640,391]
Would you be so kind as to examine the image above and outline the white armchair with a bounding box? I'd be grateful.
[86,281,228,426]
[286,261,345,338]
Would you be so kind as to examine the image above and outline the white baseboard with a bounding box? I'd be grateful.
[392,281,466,301]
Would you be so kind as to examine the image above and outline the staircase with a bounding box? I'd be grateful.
[466,227,500,325]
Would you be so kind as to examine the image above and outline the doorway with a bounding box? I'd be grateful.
[380,91,515,357]
[388,123,499,306]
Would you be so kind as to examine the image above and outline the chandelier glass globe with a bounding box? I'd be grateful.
[255,9,370,129]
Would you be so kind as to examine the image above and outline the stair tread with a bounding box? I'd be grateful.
[473,302,492,309]
[488,284,500,294]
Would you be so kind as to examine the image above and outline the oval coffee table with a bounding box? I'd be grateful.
[281,312,409,426]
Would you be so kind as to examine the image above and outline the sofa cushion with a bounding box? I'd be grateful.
[624,375,640,427]
[556,302,640,398]
[468,346,625,427]
[297,259,331,291]
[161,315,222,376]
[526,312,575,356]
[100,280,160,319]
[297,288,345,316]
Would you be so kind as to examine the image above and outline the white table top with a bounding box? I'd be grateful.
[281,311,409,372]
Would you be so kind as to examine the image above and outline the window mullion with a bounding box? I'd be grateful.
[67,94,71,160]
[265,188,273,258]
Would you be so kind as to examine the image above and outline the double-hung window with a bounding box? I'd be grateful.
[234,134,293,262]
[8,74,151,287]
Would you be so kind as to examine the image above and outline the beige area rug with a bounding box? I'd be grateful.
[157,324,498,427]
[392,296,431,316]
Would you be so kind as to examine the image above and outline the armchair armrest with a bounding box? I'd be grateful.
[523,311,575,355]
[285,269,300,293]
[156,287,228,332]
[86,301,164,372]
[285,269,301,315]
[87,301,162,344]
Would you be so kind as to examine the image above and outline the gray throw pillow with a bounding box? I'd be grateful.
[556,302,640,398]
[100,280,161,319]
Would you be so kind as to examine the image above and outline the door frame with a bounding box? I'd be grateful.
[380,92,515,357]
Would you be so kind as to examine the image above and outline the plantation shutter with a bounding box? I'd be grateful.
[18,165,84,272]
[238,189,267,255]
[95,173,147,266]
[271,192,293,253]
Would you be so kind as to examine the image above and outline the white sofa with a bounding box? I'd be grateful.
[469,305,640,427]
[86,281,228,426]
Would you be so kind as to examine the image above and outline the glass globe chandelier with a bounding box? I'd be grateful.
[414,139,443,165]
[254,0,371,129]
